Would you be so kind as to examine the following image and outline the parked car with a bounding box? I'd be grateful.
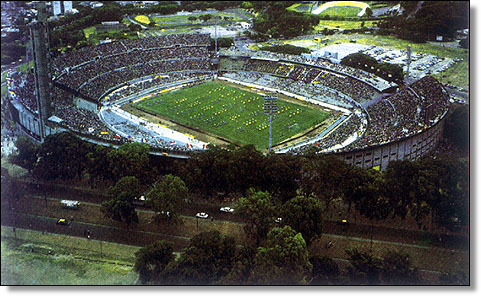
[56,218,68,225]
[196,212,209,219]
[275,217,282,223]
[337,219,350,226]
[220,207,234,213]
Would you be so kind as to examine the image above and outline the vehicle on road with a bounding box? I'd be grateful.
[220,207,234,213]
[337,219,350,226]
[196,212,209,219]
[56,218,68,225]
[61,200,80,209]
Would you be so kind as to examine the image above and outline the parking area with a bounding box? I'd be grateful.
[318,43,460,82]
[360,45,458,80]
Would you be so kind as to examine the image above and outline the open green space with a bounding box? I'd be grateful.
[314,19,377,30]
[286,3,313,13]
[83,26,96,39]
[152,12,244,26]
[134,15,151,25]
[1,85,7,100]
[318,6,363,18]
[16,61,34,74]
[134,81,329,150]
[1,227,138,285]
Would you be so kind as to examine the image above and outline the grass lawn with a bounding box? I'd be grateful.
[1,227,138,285]
[318,6,363,18]
[286,3,313,13]
[1,71,7,83]
[152,12,244,26]
[314,20,377,30]
[16,61,34,74]
[1,85,7,100]
[135,15,151,25]
[134,81,329,150]
[83,26,96,39]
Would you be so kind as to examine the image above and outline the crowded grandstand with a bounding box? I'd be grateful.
[5,32,450,163]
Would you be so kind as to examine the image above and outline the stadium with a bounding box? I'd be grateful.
[5,32,450,170]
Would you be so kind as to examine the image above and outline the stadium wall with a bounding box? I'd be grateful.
[336,115,446,170]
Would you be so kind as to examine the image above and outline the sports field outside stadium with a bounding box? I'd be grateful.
[133,81,330,150]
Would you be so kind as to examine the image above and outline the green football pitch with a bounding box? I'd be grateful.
[134,81,330,150]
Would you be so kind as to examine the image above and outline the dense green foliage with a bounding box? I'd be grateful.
[341,52,404,83]
[251,2,320,39]
[261,44,311,56]
[146,174,188,224]
[100,176,141,225]
[281,195,323,245]
[249,226,312,284]
[134,240,175,284]
[12,130,468,233]
[236,189,277,244]
[162,230,237,284]
[443,104,469,154]
[378,1,469,43]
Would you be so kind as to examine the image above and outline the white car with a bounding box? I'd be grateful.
[196,212,209,219]
[275,217,282,223]
[220,207,234,213]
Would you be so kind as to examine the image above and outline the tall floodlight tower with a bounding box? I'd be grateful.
[263,93,278,153]
[29,1,51,140]
[405,46,412,87]
[214,16,218,56]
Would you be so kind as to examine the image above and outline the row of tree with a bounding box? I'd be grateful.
[132,228,466,285]
[340,52,404,83]
[10,119,468,232]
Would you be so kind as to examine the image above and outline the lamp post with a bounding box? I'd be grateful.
[264,93,278,153]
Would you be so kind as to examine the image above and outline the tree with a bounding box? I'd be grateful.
[162,231,236,284]
[128,23,142,32]
[351,170,392,221]
[199,14,212,22]
[134,240,175,284]
[100,176,141,225]
[100,198,138,225]
[281,195,323,245]
[299,154,351,211]
[345,247,383,285]
[10,136,38,173]
[146,174,188,224]
[108,176,142,202]
[249,226,312,285]
[263,153,300,203]
[1,169,22,209]
[33,132,92,181]
[381,250,419,284]
[219,245,256,285]
[106,142,151,183]
[236,189,277,244]
[444,104,468,154]
[384,160,420,220]
[241,2,253,9]
[230,145,266,193]
[309,255,340,285]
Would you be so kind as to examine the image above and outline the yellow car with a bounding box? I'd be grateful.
[56,218,68,225]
